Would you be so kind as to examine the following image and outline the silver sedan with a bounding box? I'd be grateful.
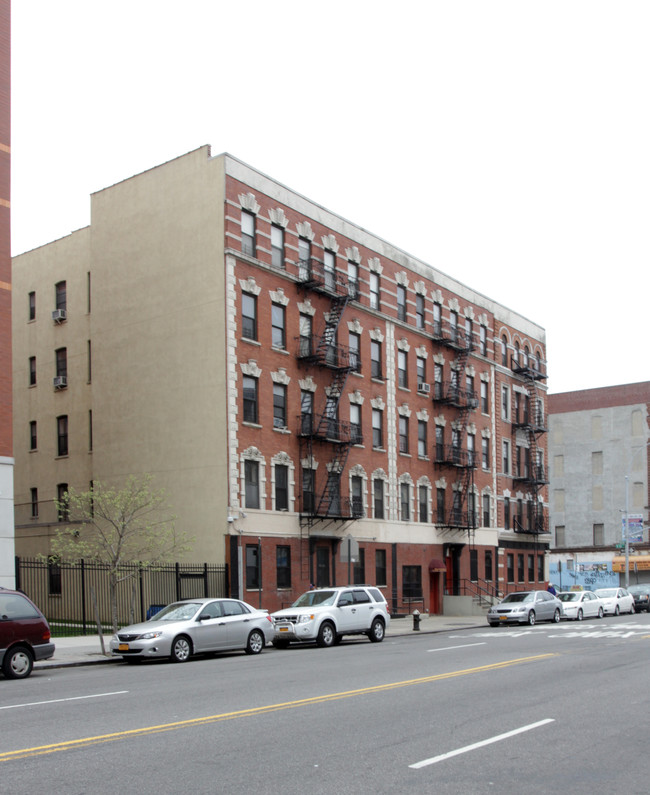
[110,598,274,663]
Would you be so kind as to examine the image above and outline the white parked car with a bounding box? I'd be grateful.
[271,586,390,648]
[557,591,604,621]
[594,587,635,616]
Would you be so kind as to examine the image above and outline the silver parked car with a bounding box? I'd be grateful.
[487,590,563,627]
[110,598,274,663]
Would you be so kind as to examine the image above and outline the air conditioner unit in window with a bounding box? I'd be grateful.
[52,309,67,323]
[418,382,431,394]
[53,375,68,389]
[273,418,286,429]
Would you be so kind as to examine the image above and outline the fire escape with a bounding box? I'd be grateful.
[511,354,548,534]
[296,258,361,531]
[431,319,479,532]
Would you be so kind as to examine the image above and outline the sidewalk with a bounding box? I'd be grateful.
[34,614,487,670]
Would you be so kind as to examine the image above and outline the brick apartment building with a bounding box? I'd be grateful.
[0,0,12,588]
[549,381,650,587]
[12,146,550,613]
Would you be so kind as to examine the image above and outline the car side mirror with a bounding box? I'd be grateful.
[338,598,352,607]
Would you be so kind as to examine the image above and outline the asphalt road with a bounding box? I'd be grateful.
[3,613,650,794]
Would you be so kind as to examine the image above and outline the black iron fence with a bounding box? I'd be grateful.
[14,557,229,636]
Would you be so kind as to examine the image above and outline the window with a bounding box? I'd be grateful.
[276,546,291,588]
[242,376,258,424]
[298,236,311,265]
[397,285,407,322]
[397,350,408,388]
[29,356,36,386]
[375,549,387,586]
[324,250,336,291]
[300,390,313,435]
[57,483,69,522]
[399,416,409,454]
[433,302,442,336]
[436,487,445,523]
[57,415,68,457]
[55,347,67,378]
[467,433,475,467]
[351,475,363,517]
[275,464,289,510]
[513,342,520,367]
[415,295,425,329]
[371,340,382,379]
[242,293,257,340]
[246,544,260,589]
[465,317,473,348]
[485,550,493,581]
[418,420,427,457]
[353,549,366,584]
[369,272,380,310]
[434,363,443,399]
[302,468,315,514]
[28,291,35,321]
[517,554,524,582]
[350,404,362,445]
[299,313,312,357]
[348,261,359,300]
[273,384,287,429]
[593,523,605,546]
[30,487,38,518]
[501,335,508,366]
[241,211,256,256]
[507,553,514,582]
[435,426,444,461]
[403,565,422,599]
[504,496,511,530]
[482,437,490,469]
[537,555,544,582]
[400,482,410,521]
[555,526,565,546]
[416,356,426,388]
[502,440,510,474]
[244,461,260,509]
[470,549,478,581]
[479,325,487,356]
[55,281,67,312]
[373,478,385,519]
[501,385,510,421]
[418,485,428,522]
[480,381,488,414]
[449,311,458,343]
[528,554,535,582]
[271,225,285,269]
[349,331,361,373]
[326,472,341,515]
[29,421,37,451]
[482,494,490,527]
[271,303,286,349]
[372,409,383,449]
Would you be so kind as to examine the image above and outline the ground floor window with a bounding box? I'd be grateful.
[276,545,291,589]
[402,565,422,599]
[375,549,387,586]
[246,544,260,589]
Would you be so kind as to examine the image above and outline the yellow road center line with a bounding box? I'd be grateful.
[1,653,557,762]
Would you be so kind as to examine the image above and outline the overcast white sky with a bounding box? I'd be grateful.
[11,1,650,395]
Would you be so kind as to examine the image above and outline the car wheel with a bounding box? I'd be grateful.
[273,639,290,649]
[316,621,336,648]
[170,635,192,663]
[245,629,265,655]
[576,609,583,621]
[368,617,385,643]
[553,608,561,623]
[615,605,620,616]
[2,645,34,679]
[597,607,604,619]
[527,611,536,626]
[630,603,635,615]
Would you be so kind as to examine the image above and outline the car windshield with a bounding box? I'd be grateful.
[501,593,533,604]
[595,589,616,598]
[628,586,649,595]
[149,602,202,621]
[558,593,579,602]
[292,590,337,607]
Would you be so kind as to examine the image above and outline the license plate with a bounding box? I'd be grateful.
[499,616,508,621]
[119,643,130,651]
[278,626,289,632]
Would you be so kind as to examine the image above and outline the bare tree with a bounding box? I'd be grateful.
[52,475,194,633]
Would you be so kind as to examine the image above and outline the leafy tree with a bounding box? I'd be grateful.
[52,475,194,633]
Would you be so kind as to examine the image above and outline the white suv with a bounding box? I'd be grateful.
[271,586,390,648]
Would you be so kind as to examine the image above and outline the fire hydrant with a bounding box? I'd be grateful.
[413,609,421,631]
